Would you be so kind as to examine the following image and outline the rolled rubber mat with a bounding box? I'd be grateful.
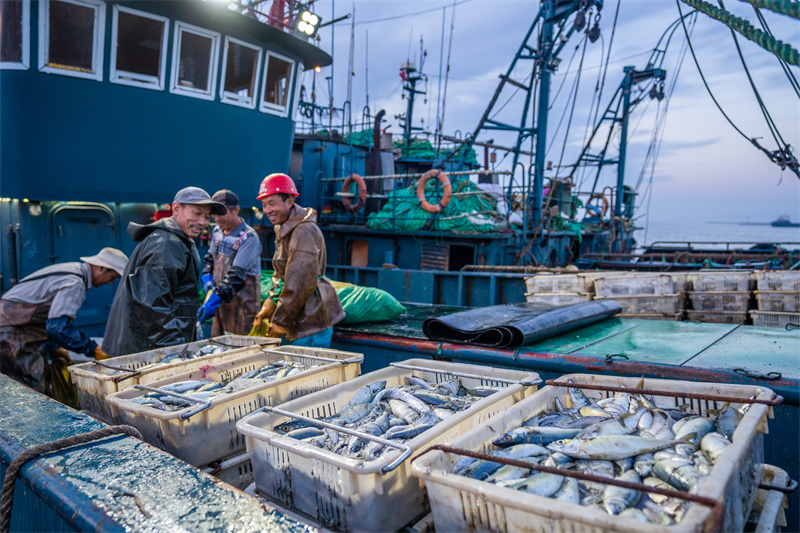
[422,300,622,348]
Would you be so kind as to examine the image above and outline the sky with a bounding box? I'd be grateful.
[294,0,800,227]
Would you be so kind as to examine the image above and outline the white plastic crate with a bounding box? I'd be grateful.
[202,452,254,491]
[618,311,684,321]
[687,271,753,292]
[747,464,789,533]
[524,292,593,305]
[755,291,800,312]
[106,345,363,467]
[753,271,800,292]
[689,291,752,312]
[749,310,800,329]
[525,274,592,294]
[69,335,280,424]
[594,293,682,314]
[686,310,748,325]
[668,272,691,292]
[412,373,775,533]
[594,274,674,297]
[237,359,540,533]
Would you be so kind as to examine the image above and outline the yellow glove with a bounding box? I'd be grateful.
[94,346,111,361]
[267,322,288,339]
[254,299,277,327]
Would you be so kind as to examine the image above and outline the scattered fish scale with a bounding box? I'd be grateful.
[129,360,310,411]
[279,376,492,460]
[453,389,740,526]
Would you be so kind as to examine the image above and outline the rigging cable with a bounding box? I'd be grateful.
[553,33,589,180]
[438,0,457,141]
[676,0,800,178]
[545,42,585,156]
[751,7,800,97]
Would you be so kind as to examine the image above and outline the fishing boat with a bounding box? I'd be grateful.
[772,215,800,228]
[0,0,797,531]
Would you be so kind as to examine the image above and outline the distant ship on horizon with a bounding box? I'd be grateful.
[771,215,800,228]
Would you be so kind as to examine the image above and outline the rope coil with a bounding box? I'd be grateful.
[0,425,143,533]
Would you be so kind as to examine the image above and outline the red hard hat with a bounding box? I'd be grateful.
[257,173,299,199]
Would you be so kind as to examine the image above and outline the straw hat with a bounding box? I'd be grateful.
[80,248,129,276]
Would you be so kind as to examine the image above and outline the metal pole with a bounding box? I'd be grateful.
[616,67,633,252]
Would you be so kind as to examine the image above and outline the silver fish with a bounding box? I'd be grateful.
[340,380,387,412]
[700,432,731,463]
[603,469,641,515]
[547,435,683,460]
[553,477,580,504]
[633,452,655,477]
[674,416,715,444]
[652,459,703,491]
[516,472,564,497]
[567,379,591,409]
[494,426,581,447]
[716,406,742,441]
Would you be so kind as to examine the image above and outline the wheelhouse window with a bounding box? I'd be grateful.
[220,36,261,108]
[260,51,294,116]
[170,21,219,100]
[110,5,167,90]
[38,0,105,81]
[0,0,30,69]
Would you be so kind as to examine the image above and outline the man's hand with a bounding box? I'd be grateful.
[267,322,287,339]
[253,299,277,327]
[52,347,72,361]
[94,346,111,361]
[201,273,214,294]
[197,291,223,323]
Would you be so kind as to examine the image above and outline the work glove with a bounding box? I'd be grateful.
[197,291,223,323]
[253,299,277,327]
[267,322,288,339]
[200,273,214,295]
[51,347,72,362]
[94,346,110,361]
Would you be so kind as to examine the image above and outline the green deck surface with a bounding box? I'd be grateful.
[683,325,800,381]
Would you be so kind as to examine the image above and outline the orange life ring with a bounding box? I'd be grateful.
[416,170,452,214]
[585,193,609,218]
[342,173,367,213]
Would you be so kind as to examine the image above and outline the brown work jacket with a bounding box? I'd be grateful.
[270,205,344,341]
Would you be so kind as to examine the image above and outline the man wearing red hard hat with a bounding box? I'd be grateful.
[253,173,344,347]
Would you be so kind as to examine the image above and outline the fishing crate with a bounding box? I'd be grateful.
[687,271,753,292]
[201,452,254,491]
[69,335,280,424]
[618,311,684,321]
[411,373,775,533]
[686,310,748,325]
[746,464,789,533]
[593,274,674,298]
[105,346,363,467]
[525,274,593,294]
[752,271,800,292]
[594,293,682,314]
[236,359,541,532]
[524,292,593,305]
[754,291,800,312]
[749,310,800,329]
[688,290,752,312]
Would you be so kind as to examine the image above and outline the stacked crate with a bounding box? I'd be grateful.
[686,271,753,324]
[750,271,800,329]
[592,273,684,320]
[524,274,594,305]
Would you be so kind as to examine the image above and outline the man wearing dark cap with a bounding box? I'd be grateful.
[197,190,262,335]
[103,187,226,356]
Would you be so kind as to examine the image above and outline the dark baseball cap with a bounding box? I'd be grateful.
[173,187,226,216]
[212,189,239,209]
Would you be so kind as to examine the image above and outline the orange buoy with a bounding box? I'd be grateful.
[416,170,452,214]
[585,193,609,218]
[342,173,367,213]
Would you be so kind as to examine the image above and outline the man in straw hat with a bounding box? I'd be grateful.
[0,247,128,400]
[103,187,226,356]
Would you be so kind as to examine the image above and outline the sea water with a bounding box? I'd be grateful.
[635,220,800,249]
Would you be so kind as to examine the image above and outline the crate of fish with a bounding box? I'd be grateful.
[105,345,363,467]
[201,452,255,491]
[752,271,800,292]
[749,310,800,329]
[688,291,752,312]
[594,294,683,315]
[686,310,748,325]
[745,464,789,533]
[755,291,800,312]
[594,275,675,298]
[524,292,593,305]
[687,271,753,292]
[525,274,593,294]
[69,335,280,424]
[411,373,777,533]
[236,359,541,532]
[618,311,685,322]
